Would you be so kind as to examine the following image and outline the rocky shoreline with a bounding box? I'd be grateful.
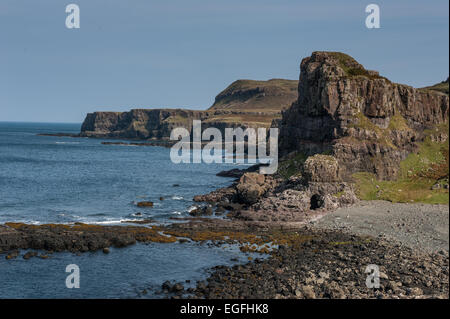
[1,171,448,299]
[1,147,448,299]
[186,229,448,299]
[170,169,448,299]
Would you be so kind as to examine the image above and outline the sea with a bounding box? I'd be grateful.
[0,122,256,298]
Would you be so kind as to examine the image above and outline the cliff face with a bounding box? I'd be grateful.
[80,79,298,139]
[80,109,204,139]
[279,52,449,180]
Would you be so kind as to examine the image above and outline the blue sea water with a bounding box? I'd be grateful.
[0,122,254,298]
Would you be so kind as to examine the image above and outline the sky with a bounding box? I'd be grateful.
[0,0,448,123]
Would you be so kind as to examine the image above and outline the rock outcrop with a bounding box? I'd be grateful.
[303,154,341,183]
[235,173,270,205]
[80,79,298,140]
[279,51,449,180]
[0,222,180,254]
[80,109,204,139]
[248,154,357,218]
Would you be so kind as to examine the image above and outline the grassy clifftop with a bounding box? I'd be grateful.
[420,78,449,95]
[209,79,298,113]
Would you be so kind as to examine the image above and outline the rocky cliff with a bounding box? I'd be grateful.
[80,109,204,139]
[80,79,298,139]
[279,51,449,180]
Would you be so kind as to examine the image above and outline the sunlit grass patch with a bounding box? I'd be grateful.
[354,128,449,204]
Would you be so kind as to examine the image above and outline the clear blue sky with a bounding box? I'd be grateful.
[1,0,448,123]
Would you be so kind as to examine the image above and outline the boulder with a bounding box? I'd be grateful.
[189,205,213,217]
[303,155,340,182]
[236,173,268,205]
[239,172,266,185]
[137,201,153,208]
[23,251,38,260]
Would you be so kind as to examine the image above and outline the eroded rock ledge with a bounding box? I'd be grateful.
[0,223,177,255]
[194,155,358,226]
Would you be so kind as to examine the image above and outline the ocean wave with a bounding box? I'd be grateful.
[187,205,197,212]
[130,212,144,217]
[86,219,130,225]
[0,220,42,225]
[55,141,80,145]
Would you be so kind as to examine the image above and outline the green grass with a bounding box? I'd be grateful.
[420,79,449,95]
[348,111,414,150]
[349,111,398,148]
[353,172,448,204]
[221,79,298,92]
[388,113,411,131]
[276,152,308,180]
[326,52,388,81]
[353,124,449,204]
[332,191,345,198]
[209,78,298,112]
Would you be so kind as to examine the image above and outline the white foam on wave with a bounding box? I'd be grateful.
[24,220,41,225]
[172,196,184,200]
[187,205,198,212]
[55,141,80,145]
[1,220,43,226]
[87,219,129,225]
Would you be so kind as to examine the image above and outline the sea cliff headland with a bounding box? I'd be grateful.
[6,51,450,299]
